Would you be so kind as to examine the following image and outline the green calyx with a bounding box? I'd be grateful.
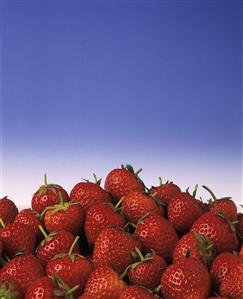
[38,174,60,196]
[121,164,143,176]
[51,276,80,299]
[0,282,19,299]
[193,231,214,267]
[0,218,5,228]
[217,212,238,232]
[202,185,217,203]
[186,184,198,198]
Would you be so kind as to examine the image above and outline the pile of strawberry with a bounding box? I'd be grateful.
[0,164,242,299]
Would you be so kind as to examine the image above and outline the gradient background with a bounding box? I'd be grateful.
[1,1,242,208]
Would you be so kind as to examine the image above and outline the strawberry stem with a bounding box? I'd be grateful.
[202,185,217,201]
[0,218,5,228]
[66,284,80,295]
[115,196,125,209]
[134,247,144,261]
[44,173,48,187]
[159,177,163,186]
[68,236,80,256]
[135,168,142,176]
[38,225,48,239]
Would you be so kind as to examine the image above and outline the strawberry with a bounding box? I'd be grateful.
[190,212,239,254]
[14,209,43,240]
[0,196,18,225]
[0,275,22,299]
[36,228,80,266]
[25,276,79,299]
[220,262,243,299]
[70,175,111,210]
[122,191,164,224]
[92,227,141,274]
[0,254,44,294]
[127,248,167,290]
[118,285,156,299]
[32,174,69,214]
[84,202,125,246]
[134,215,178,260]
[240,245,243,259]
[104,164,144,201]
[208,297,228,299]
[43,196,84,235]
[81,266,127,299]
[172,231,214,267]
[0,222,36,257]
[167,191,204,233]
[203,185,237,221]
[161,257,211,299]
[210,252,241,292]
[149,179,181,205]
[46,236,92,294]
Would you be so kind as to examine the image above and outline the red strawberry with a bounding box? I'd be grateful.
[32,174,69,214]
[14,209,43,240]
[167,191,204,233]
[36,228,80,266]
[25,276,79,299]
[208,297,228,299]
[82,266,127,299]
[149,179,181,205]
[0,254,44,294]
[43,197,84,235]
[122,191,164,224]
[0,196,18,224]
[220,262,243,299]
[84,202,125,246]
[0,275,22,299]
[134,215,178,260]
[127,249,167,290]
[173,231,214,267]
[46,236,92,294]
[70,175,111,210]
[240,245,243,259]
[104,164,144,201]
[0,222,36,257]
[118,285,156,299]
[190,212,239,254]
[203,185,237,221]
[161,257,211,299]
[210,252,241,292]
[92,227,141,274]
[25,276,63,299]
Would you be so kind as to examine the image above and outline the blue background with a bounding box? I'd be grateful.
[1,1,242,207]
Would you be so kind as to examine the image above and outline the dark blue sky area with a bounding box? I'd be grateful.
[2,2,242,157]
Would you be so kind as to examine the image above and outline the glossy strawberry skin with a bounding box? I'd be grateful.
[84,203,125,246]
[134,215,178,260]
[0,197,18,224]
[92,227,141,274]
[122,191,164,224]
[210,252,241,292]
[104,168,144,201]
[70,182,111,210]
[240,245,243,259]
[149,181,181,205]
[190,212,239,254]
[32,185,69,214]
[128,255,167,290]
[118,285,156,299]
[44,203,84,235]
[82,266,127,299]
[172,232,214,266]
[209,198,237,221]
[25,276,64,299]
[167,192,204,233]
[14,209,43,240]
[161,258,211,299]
[0,223,36,257]
[0,255,44,295]
[36,230,80,266]
[220,262,243,299]
[46,254,92,293]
